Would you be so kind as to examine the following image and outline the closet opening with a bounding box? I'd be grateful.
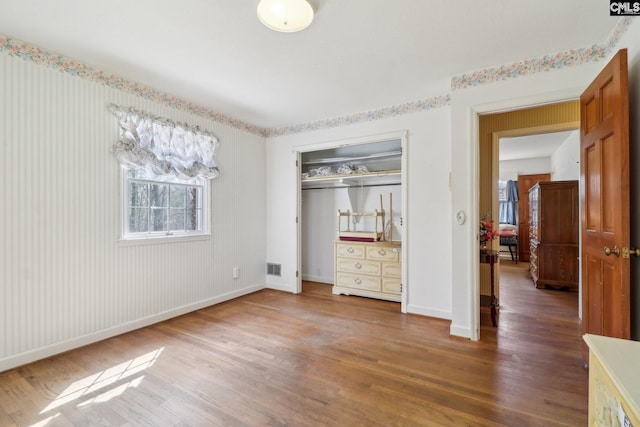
[295,132,408,312]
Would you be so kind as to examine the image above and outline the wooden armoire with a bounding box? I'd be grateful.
[528,180,579,291]
[517,173,551,262]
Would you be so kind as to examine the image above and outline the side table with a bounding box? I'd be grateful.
[480,249,499,327]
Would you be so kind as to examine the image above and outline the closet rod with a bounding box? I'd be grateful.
[302,182,401,191]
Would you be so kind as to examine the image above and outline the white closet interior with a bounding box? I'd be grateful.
[300,139,402,285]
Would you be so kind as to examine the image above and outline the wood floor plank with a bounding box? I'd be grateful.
[0,263,588,426]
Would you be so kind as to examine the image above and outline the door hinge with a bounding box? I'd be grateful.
[296,270,299,278]
[296,160,298,167]
[296,216,299,224]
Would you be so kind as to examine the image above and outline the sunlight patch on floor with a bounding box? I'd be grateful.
[29,413,60,427]
[77,375,145,407]
[39,347,164,414]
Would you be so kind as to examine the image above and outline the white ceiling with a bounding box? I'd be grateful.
[500,130,578,161]
[0,0,617,130]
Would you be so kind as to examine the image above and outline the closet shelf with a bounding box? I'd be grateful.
[301,170,401,189]
[302,151,401,166]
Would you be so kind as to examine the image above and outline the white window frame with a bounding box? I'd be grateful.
[119,168,211,246]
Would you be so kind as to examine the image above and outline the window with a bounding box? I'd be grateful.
[109,104,219,243]
[125,170,207,238]
[122,169,210,241]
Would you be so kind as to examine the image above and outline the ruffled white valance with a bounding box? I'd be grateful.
[110,104,220,180]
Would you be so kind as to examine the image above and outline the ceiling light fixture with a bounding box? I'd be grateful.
[257,0,314,33]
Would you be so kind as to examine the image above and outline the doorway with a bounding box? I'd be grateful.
[478,101,580,330]
[495,130,580,318]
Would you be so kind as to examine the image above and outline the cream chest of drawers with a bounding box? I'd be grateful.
[584,334,640,427]
[333,240,401,302]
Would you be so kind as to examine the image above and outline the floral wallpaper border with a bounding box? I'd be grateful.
[264,95,452,137]
[0,17,631,138]
[451,17,631,91]
[0,35,267,137]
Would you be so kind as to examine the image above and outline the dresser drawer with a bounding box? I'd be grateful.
[382,262,401,278]
[336,258,381,275]
[333,241,401,302]
[336,243,365,259]
[366,245,398,262]
[335,272,381,291]
[382,277,401,294]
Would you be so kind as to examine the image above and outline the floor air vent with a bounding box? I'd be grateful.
[267,263,282,276]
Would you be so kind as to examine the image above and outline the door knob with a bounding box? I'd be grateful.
[604,245,620,257]
[629,248,640,257]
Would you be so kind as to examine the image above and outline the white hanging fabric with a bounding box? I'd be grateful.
[110,104,220,180]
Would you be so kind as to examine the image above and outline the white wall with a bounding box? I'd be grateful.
[451,20,640,339]
[499,130,579,183]
[551,130,580,181]
[266,107,453,320]
[450,59,615,339]
[267,20,640,337]
[0,51,267,371]
[302,184,401,284]
[301,188,340,284]
[499,157,551,181]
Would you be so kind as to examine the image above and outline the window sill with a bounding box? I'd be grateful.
[117,233,211,247]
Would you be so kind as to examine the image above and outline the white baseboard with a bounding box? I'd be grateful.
[302,274,333,284]
[449,323,474,340]
[0,284,264,373]
[406,304,452,320]
[265,283,297,293]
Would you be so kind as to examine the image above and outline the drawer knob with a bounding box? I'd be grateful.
[378,249,386,256]
[355,262,362,269]
[354,277,362,284]
[347,247,354,253]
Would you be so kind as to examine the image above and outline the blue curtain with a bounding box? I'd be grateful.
[499,180,519,225]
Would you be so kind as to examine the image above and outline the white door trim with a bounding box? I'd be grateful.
[294,130,408,312]
[467,87,582,340]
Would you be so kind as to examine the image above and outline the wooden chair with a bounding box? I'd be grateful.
[499,230,518,263]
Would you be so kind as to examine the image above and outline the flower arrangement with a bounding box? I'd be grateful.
[480,215,498,248]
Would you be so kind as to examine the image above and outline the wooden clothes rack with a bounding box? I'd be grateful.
[336,193,394,242]
[337,209,385,236]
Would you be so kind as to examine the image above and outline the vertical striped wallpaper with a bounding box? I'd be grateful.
[478,101,580,297]
[0,52,266,370]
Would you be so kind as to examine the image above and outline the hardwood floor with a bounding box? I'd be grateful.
[0,264,587,426]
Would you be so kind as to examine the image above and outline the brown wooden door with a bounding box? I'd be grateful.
[581,49,630,351]
[518,173,550,261]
